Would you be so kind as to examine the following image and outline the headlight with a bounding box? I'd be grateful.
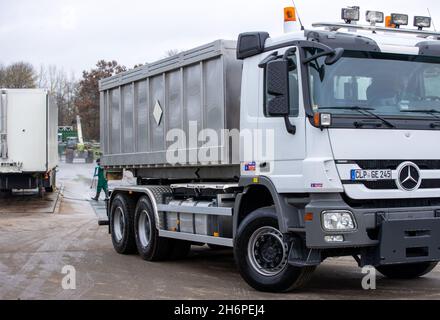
[322,210,356,231]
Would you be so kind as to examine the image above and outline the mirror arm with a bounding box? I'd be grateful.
[284,115,296,135]
[302,49,335,64]
[282,47,297,59]
[258,52,278,68]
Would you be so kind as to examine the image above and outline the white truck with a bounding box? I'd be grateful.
[99,7,440,292]
[0,89,58,193]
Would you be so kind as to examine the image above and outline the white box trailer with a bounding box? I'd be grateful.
[0,89,58,192]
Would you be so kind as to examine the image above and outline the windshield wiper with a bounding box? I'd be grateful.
[400,109,440,119]
[320,106,396,128]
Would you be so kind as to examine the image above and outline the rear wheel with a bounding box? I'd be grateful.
[134,196,174,261]
[110,194,137,254]
[234,207,315,292]
[376,262,438,279]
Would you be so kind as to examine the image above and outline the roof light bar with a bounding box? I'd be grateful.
[312,22,440,39]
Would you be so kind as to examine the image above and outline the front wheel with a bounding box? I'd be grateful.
[376,262,438,279]
[234,207,315,292]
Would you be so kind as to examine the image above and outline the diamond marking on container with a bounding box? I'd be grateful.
[153,100,163,126]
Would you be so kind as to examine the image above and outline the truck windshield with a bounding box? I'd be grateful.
[308,50,440,119]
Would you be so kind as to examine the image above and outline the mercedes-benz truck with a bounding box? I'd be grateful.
[98,7,440,292]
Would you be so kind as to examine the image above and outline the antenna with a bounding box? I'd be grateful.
[291,0,305,30]
[427,8,437,31]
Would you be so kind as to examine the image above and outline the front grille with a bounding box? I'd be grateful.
[344,179,440,190]
[342,194,440,209]
[341,160,440,190]
[353,160,440,170]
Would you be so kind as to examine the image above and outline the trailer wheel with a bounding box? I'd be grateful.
[134,196,173,261]
[110,194,137,255]
[376,262,438,279]
[234,207,315,292]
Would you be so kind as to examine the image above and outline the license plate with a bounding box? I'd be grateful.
[351,169,392,181]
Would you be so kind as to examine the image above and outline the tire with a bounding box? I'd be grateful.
[109,193,137,255]
[134,196,174,261]
[376,262,438,279]
[234,207,316,292]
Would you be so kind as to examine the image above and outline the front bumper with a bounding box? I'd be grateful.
[304,194,440,266]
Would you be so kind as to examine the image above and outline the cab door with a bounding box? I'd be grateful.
[256,47,306,192]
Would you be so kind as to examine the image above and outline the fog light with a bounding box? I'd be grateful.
[322,210,356,231]
[325,235,344,243]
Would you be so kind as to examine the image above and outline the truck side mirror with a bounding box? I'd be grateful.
[266,60,289,116]
[266,59,296,135]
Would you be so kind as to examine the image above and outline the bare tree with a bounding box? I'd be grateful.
[38,65,78,126]
[75,60,126,141]
[0,62,37,88]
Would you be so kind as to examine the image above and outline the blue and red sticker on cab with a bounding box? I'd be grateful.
[244,162,257,172]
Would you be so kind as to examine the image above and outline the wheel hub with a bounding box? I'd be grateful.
[248,227,289,276]
[113,207,125,242]
[138,210,152,247]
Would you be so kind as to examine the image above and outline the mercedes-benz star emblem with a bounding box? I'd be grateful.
[396,162,422,191]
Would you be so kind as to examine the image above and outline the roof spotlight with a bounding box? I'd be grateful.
[341,6,360,24]
[414,16,431,30]
[366,11,384,25]
[390,13,409,28]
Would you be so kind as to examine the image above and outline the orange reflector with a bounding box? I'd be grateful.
[314,113,321,126]
[305,213,314,222]
[284,7,296,22]
[213,232,220,237]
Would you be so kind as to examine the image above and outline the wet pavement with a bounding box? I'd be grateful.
[0,162,439,300]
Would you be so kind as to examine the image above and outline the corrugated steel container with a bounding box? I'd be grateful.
[99,40,242,169]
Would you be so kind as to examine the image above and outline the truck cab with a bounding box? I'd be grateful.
[101,7,440,292]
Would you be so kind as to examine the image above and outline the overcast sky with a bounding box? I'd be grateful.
[1,0,439,77]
